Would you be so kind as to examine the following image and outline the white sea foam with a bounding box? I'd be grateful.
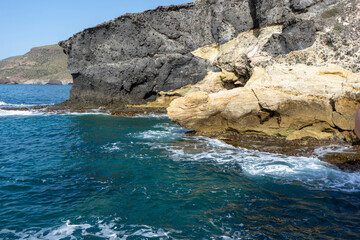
[62,111,110,116]
[0,219,176,240]
[129,123,186,141]
[0,221,92,240]
[0,108,110,117]
[128,123,360,192]
[134,113,169,118]
[131,130,181,141]
[313,145,351,158]
[102,142,123,152]
[0,109,43,116]
[0,101,38,108]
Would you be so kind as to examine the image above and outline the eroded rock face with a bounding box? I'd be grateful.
[290,0,321,12]
[168,64,360,141]
[263,19,316,55]
[167,0,360,141]
[356,106,360,138]
[60,0,255,106]
[60,0,339,106]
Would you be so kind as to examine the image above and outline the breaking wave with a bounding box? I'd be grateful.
[0,219,176,240]
[0,101,37,107]
[0,108,110,117]
[124,123,360,192]
[133,114,169,118]
[0,109,43,116]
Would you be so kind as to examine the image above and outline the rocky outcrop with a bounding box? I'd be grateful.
[167,0,360,141]
[356,106,360,139]
[59,0,339,106]
[168,64,360,141]
[0,45,72,85]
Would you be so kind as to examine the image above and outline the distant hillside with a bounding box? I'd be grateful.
[0,44,72,85]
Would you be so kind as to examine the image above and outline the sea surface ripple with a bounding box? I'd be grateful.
[0,85,360,239]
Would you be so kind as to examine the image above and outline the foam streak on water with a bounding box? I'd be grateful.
[0,220,175,240]
[0,108,110,117]
[132,123,360,192]
[0,109,42,116]
[134,114,169,119]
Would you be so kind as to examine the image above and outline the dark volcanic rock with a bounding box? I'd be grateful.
[290,0,321,12]
[60,0,338,107]
[263,18,316,56]
[60,0,253,106]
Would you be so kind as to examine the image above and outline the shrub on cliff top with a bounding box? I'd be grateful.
[321,8,339,18]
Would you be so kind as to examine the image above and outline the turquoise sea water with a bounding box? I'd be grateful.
[0,85,360,239]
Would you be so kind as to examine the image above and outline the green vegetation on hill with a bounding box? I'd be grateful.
[0,44,72,84]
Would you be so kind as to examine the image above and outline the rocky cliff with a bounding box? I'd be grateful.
[61,0,360,141]
[0,45,72,85]
[167,0,360,142]
[60,0,339,106]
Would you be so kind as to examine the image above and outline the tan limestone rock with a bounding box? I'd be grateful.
[286,123,335,141]
[332,98,359,130]
[167,63,360,141]
[168,91,224,132]
[130,70,240,109]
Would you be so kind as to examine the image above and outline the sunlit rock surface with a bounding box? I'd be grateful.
[167,0,360,141]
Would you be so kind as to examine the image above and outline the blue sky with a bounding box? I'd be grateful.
[0,0,192,60]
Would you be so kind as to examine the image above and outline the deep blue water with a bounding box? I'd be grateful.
[0,85,72,105]
[0,85,360,239]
